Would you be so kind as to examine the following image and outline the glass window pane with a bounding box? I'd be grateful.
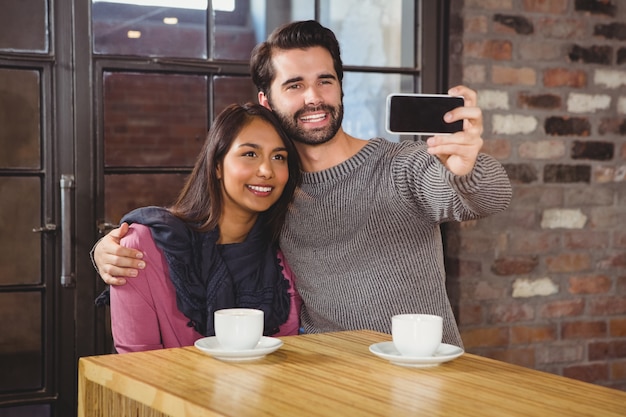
[212,0,314,60]
[320,0,414,68]
[103,72,208,168]
[0,68,41,169]
[92,1,208,58]
[104,173,188,224]
[0,292,43,392]
[0,177,41,285]
[0,0,48,53]
[213,76,257,116]
[342,72,414,143]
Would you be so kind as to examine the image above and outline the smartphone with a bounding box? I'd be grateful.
[385,93,464,136]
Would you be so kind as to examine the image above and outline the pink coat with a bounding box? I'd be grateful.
[110,224,302,353]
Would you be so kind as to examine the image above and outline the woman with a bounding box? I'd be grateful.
[109,103,302,353]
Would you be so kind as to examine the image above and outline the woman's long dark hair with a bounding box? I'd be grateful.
[169,103,301,243]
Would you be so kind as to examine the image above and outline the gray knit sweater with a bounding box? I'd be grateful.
[279,138,512,347]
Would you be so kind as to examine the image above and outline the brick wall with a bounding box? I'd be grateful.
[447,0,626,390]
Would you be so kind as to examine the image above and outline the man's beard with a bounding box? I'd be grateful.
[271,102,344,146]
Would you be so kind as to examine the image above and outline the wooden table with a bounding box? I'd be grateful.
[78,330,626,416]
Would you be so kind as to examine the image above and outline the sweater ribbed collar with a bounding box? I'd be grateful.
[300,138,383,184]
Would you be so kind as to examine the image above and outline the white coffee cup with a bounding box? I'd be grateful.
[392,314,442,357]
[214,308,264,350]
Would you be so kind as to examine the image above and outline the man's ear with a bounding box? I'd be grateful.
[258,92,271,110]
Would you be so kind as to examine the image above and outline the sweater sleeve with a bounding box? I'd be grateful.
[444,153,512,216]
[275,250,302,336]
[394,143,512,223]
[110,224,166,353]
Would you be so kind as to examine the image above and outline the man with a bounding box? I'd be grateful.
[93,21,512,347]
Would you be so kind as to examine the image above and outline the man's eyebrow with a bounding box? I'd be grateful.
[281,73,337,87]
[319,73,337,81]
[281,76,303,87]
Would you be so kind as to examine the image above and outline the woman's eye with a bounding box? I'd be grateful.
[243,151,256,157]
[273,153,287,161]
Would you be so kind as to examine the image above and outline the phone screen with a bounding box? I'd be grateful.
[386,94,464,135]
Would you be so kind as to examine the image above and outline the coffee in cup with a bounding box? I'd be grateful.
[214,308,264,350]
[392,314,442,357]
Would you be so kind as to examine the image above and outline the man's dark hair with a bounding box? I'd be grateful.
[250,20,344,97]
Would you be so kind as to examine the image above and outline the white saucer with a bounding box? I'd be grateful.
[194,336,283,361]
[369,342,464,367]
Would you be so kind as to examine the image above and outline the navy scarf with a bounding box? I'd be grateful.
[121,206,290,336]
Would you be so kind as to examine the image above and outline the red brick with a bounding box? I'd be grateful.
[589,297,626,316]
[563,231,610,250]
[610,318,626,337]
[611,360,626,379]
[563,363,609,384]
[543,68,587,88]
[518,93,562,109]
[536,343,584,364]
[568,275,612,294]
[599,118,626,135]
[546,253,591,273]
[488,303,535,323]
[461,327,509,349]
[619,276,626,294]
[575,0,617,17]
[493,21,517,35]
[519,43,561,61]
[446,258,483,278]
[540,299,585,318]
[470,281,509,301]
[499,209,538,229]
[523,0,567,14]
[491,256,539,275]
[511,325,557,344]
[561,320,608,339]
[589,341,626,360]
[545,116,591,136]
[492,66,537,85]
[458,234,496,254]
[508,231,560,254]
[464,40,512,60]
[588,208,626,231]
[537,18,587,39]
[465,16,488,33]
[598,252,626,269]
[571,140,614,161]
[465,0,513,10]
[615,232,626,248]
[510,186,563,208]
[485,347,536,368]
[569,44,612,65]
[458,303,483,326]
[481,138,511,160]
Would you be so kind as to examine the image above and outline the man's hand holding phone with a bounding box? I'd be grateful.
[425,86,483,177]
[386,85,483,176]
